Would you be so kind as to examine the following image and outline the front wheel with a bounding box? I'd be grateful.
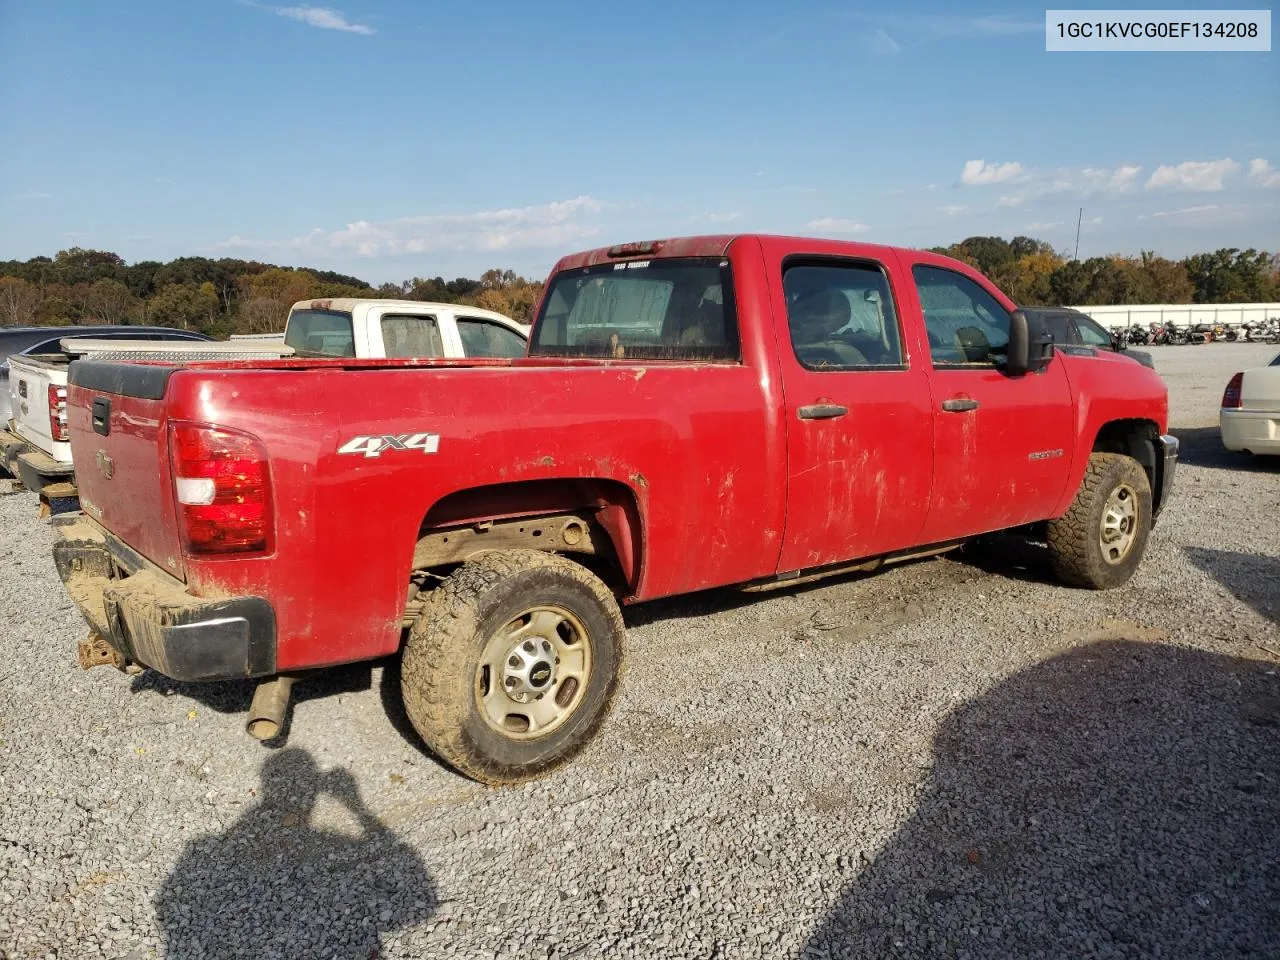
[401,549,625,785]
[1046,452,1153,589]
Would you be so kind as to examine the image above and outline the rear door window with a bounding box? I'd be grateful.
[285,309,356,357]
[456,318,527,358]
[381,314,445,358]
[782,261,905,369]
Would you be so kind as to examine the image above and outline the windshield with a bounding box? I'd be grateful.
[530,257,738,361]
[285,309,355,357]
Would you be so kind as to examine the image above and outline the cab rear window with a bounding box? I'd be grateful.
[285,309,355,357]
[531,257,739,361]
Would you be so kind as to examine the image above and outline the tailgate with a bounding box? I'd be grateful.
[8,357,59,452]
[67,360,187,580]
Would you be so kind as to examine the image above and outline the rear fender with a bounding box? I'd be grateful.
[416,478,644,594]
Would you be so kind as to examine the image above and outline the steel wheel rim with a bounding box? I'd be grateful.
[476,605,592,740]
[1099,482,1139,565]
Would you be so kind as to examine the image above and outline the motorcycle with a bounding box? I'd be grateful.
[1243,319,1280,343]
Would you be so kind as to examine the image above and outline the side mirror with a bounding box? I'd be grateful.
[1007,309,1055,376]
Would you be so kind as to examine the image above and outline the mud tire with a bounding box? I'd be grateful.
[400,549,625,785]
[1047,452,1152,590]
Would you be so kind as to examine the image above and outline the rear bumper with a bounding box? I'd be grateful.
[15,446,75,496]
[51,514,277,682]
[0,428,32,478]
[1153,433,1178,523]
[1220,409,1280,454]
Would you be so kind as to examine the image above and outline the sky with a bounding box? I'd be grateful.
[0,1,1277,284]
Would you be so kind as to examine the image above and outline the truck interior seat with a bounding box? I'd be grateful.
[677,301,726,347]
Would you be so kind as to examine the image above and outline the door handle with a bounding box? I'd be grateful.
[941,397,979,413]
[798,403,849,420]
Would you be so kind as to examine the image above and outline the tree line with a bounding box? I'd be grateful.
[0,239,1276,336]
[927,236,1279,306]
[0,248,543,336]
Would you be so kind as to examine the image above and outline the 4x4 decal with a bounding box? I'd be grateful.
[338,433,440,458]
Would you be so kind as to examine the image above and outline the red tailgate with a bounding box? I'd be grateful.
[67,362,186,580]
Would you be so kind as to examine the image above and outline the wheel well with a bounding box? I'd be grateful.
[1092,419,1160,491]
[414,479,642,595]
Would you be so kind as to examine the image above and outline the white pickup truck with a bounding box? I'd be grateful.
[3,300,529,511]
[2,338,295,511]
[280,298,530,359]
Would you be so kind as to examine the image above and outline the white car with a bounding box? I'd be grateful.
[1220,351,1280,456]
[282,299,530,359]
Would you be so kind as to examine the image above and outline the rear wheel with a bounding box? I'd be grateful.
[1047,452,1152,589]
[400,549,625,785]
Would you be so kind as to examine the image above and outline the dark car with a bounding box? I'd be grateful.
[0,325,213,426]
[1019,307,1156,370]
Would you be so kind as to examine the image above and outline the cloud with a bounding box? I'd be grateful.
[1145,158,1239,192]
[1094,164,1142,191]
[871,29,901,54]
[1248,158,1280,188]
[805,217,869,235]
[937,205,967,216]
[1027,221,1064,230]
[14,190,53,201]
[215,196,605,259]
[248,3,375,35]
[838,11,1040,38]
[916,14,1041,36]
[985,162,1143,208]
[704,211,742,223]
[961,160,1024,186]
[1138,205,1221,220]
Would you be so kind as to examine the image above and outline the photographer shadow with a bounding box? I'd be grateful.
[155,748,435,959]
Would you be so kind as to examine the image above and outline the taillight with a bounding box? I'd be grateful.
[1222,372,1244,409]
[47,384,68,441]
[168,422,273,555]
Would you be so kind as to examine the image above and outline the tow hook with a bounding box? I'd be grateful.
[246,675,298,741]
[77,633,126,672]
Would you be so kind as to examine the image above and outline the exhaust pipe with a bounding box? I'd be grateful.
[246,675,297,741]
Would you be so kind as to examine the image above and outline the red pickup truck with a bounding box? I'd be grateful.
[51,234,1177,785]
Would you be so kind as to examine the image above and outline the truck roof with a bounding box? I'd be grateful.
[289,298,524,326]
[549,233,966,272]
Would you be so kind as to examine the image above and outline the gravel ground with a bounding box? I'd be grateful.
[1,343,1278,960]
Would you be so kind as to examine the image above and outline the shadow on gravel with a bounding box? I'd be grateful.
[1185,546,1280,624]
[1170,425,1280,474]
[952,534,1058,586]
[622,555,952,628]
[156,747,435,959]
[802,640,1280,959]
[130,662,379,737]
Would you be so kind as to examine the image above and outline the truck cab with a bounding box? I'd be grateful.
[282,298,530,359]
